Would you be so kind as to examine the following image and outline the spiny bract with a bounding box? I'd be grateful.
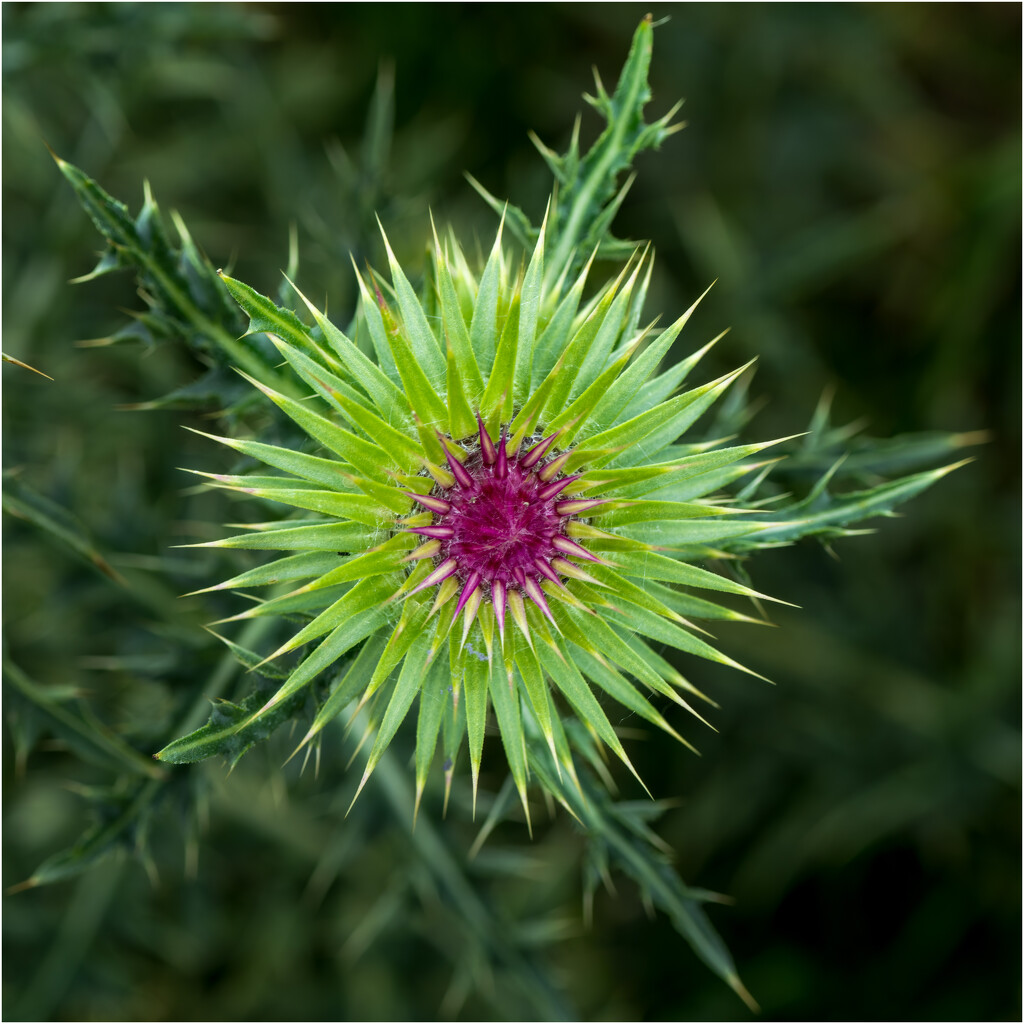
[174,208,788,825]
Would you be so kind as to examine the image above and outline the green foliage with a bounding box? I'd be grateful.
[4,5,1018,1022]
[468,16,683,287]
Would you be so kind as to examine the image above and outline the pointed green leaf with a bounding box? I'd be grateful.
[302,632,387,745]
[266,574,398,662]
[446,337,479,440]
[291,280,410,421]
[469,217,506,370]
[186,428,355,493]
[582,292,716,438]
[288,535,412,595]
[432,224,485,400]
[487,651,529,816]
[570,364,752,470]
[464,654,490,804]
[480,294,520,424]
[609,518,767,547]
[530,249,594,382]
[609,549,779,601]
[193,550,344,595]
[251,585,399,718]
[236,371,400,481]
[539,275,621,420]
[568,646,694,750]
[415,658,451,803]
[378,224,446,385]
[362,630,434,782]
[514,214,546,400]
[187,521,377,553]
[535,630,642,784]
[570,256,641,399]
[211,480,391,527]
[595,500,739,528]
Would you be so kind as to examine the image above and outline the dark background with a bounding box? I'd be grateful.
[3,3,1020,1020]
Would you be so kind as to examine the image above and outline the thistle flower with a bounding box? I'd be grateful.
[163,199,792,825]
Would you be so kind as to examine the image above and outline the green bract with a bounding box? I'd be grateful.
[167,218,790,822]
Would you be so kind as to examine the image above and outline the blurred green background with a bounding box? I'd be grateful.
[3,3,1019,1020]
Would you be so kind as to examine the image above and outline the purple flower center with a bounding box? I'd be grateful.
[404,418,605,636]
[441,448,564,590]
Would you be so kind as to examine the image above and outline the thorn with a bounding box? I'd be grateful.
[396,510,433,527]
[550,557,606,586]
[533,557,564,587]
[477,413,497,465]
[544,581,597,615]
[438,436,474,489]
[538,451,572,482]
[407,558,459,598]
[495,428,508,480]
[413,779,425,830]
[537,475,579,501]
[523,577,557,626]
[564,521,618,547]
[285,727,316,766]
[346,769,371,817]
[554,498,608,516]
[443,763,454,817]
[406,524,455,540]
[453,571,482,619]
[492,579,507,650]
[423,460,456,490]
[401,540,441,562]
[479,605,495,666]
[405,492,451,515]
[551,535,602,563]
[520,430,559,469]
[427,575,460,616]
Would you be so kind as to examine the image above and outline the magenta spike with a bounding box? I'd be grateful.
[520,431,559,470]
[552,535,602,563]
[406,492,451,515]
[536,475,579,502]
[492,580,507,645]
[407,557,459,597]
[537,451,572,482]
[533,557,564,587]
[477,415,498,465]
[554,498,607,516]
[523,577,555,624]
[494,430,508,480]
[453,571,482,618]
[407,525,455,539]
[439,437,474,490]
[511,566,527,588]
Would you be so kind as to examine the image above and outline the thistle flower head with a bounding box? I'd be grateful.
[165,209,780,821]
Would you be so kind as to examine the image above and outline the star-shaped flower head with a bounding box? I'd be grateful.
[173,195,789,825]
